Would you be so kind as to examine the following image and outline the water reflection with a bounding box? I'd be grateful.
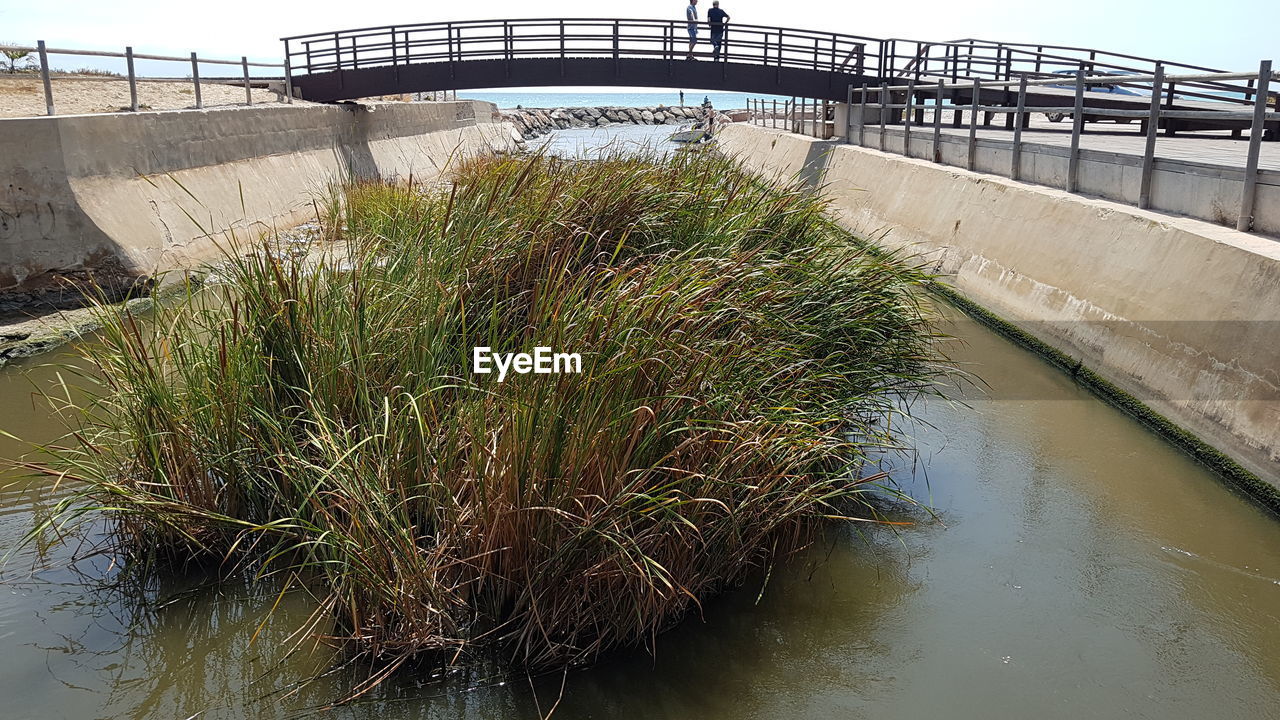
[1,263,1278,717]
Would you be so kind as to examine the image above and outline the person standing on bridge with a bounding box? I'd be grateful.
[686,0,699,60]
[708,1,729,61]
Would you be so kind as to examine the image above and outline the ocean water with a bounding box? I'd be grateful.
[459,90,790,110]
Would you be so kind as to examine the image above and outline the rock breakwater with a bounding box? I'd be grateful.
[503,105,733,139]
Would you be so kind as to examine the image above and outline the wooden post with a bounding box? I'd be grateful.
[903,80,915,156]
[37,40,54,116]
[933,80,942,163]
[126,46,138,112]
[280,43,292,104]
[1237,59,1272,232]
[773,98,778,129]
[858,83,867,145]
[967,78,979,170]
[507,20,514,78]
[1067,67,1086,192]
[1011,74,1027,180]
[242,56,252,105]
[845,83,853,143]
[878,82,888,152]
[334,32,344,90]
[190,52,203,109]
[1138,64,1164,209]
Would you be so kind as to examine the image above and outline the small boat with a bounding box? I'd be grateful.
[668,126,713,144]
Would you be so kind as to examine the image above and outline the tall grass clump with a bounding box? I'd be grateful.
[28,150,944,691]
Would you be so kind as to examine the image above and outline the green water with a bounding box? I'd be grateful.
[1,310,1278,719]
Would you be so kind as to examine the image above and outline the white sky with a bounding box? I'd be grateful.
[2,0,1275,81]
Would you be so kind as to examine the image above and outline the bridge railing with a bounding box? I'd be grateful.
[880,37,1278,108]
[836,63,1277,232]
[281,18,875,79]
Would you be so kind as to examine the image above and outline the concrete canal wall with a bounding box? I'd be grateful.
[0,100,517,310]
[718,122,1280,491]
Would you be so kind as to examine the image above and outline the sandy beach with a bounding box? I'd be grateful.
[0,74,298,117]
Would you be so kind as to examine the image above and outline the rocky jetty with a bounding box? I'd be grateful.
[503,105,734,140]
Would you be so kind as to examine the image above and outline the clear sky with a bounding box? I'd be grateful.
[2,0,1275,77]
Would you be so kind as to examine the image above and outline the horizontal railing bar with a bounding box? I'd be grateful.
[943,36,1228,74]
[878,69,1276,92]
[0,43,280,67]
[0,43,281,67]
[282,17,881,44]
[868,101,1279,121]
[28,74,283,84]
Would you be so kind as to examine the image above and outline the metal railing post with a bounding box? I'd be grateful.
[933,80,942,163]
[242,56,252,105]
[126,46,138,111]
[190,52,203,109]
[1067,66,1086,192]
[1237,59,1272,232]
[1011,74,1027,179]
[1138,64,1164,209]
[37,40,54,116]
[967,78,979,170]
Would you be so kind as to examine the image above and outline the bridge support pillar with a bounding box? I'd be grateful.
[843,101,879,144]
[832,103,851,143]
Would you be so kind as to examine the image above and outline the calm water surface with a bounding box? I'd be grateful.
[1,130,1277,717]
[2,310,1277,719]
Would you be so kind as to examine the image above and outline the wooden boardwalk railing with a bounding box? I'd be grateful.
[1,42,286,116]
[282,18,872,80]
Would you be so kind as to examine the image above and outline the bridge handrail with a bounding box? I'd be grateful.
[878,38,1276,106]
[944,37,1227,75]
[280,17,881,46]
[283,17,874,80]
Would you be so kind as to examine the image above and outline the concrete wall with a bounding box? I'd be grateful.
[719,122,1280,488]
[859,126,1280,237]
[0,101,517,309]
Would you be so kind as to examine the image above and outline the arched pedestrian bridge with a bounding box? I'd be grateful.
[281,19,1276,139]
[283,18,880,102]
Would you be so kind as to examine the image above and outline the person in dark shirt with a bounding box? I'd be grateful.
[707,1,730,61]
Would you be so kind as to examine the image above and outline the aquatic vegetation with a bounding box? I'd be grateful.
[26,151,944,695]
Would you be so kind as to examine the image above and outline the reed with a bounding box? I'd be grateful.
[27,150,944,693]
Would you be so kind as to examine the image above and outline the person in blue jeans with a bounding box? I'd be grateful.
[686,0,699,60]
[708,1,730,61]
